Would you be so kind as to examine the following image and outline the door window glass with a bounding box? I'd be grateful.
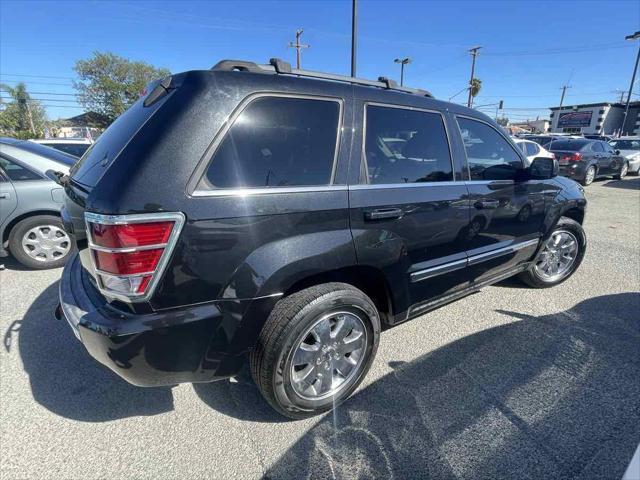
[591,142,604,152]
[456,117,523,180]
[364,105,453,184]
[201,96,340,189]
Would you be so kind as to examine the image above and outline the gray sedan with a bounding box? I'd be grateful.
[0,141,75,269]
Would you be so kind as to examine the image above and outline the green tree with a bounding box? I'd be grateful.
[73,52,170,123]
[0,82,47,138]
[469,78,482,103]
[496,116,509,126]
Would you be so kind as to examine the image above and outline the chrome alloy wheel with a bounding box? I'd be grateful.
[585,166,596,185]
[289,311,367,400]
[21,225,71,263]
[534,230,578,282]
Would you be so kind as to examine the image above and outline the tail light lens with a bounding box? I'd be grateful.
[560,152,582,162]
[85,212,185,301]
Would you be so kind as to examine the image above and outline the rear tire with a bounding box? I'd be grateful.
[8,215,74,269]
[581,165,596,186]
[519,217,586,288]
[250,283,381,419]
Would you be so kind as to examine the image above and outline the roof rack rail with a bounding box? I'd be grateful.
[211,58,433,98]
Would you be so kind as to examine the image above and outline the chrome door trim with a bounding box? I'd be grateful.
[467,238,539,266]
[409,238,539,283]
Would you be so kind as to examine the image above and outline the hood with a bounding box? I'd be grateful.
[618,149,640,160]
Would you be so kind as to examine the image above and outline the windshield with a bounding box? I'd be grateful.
[548,140,589,151]
[610,139,640,150]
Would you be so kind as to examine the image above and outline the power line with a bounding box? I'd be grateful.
[0,96,80,103]
[0,79,74,87]
[484,42,633,57]
[0,73,76,80]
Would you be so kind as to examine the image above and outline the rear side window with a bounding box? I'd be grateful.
[456,117,522,180]
[590,142,604,152]
[0,156,42,181]
[364,105,453,184]
[525,142,540,156]
[201,96,340,189]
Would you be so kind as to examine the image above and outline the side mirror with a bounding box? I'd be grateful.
[529,157,558,179]
[615,149,621,155]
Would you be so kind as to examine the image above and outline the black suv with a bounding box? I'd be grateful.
[57,58,587,419]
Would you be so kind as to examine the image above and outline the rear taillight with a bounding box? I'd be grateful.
[85,212,185,301]
[561,152,582,162]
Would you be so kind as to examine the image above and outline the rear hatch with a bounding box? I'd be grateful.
[63,77,175,291]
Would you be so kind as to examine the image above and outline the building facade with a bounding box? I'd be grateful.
[549,101,640,136]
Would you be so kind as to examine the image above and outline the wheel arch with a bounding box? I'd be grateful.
[3,209,62,245]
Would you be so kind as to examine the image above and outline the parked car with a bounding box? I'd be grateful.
[547,138,628,185]
[0,142,75,269]
[30,138,93,157]
[513,138,555,166]
[57,58,588,419]
[524,134,580,147]
[0,137,77,171]
[609,137,640,175]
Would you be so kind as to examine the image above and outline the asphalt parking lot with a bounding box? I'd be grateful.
[1,177,639,480]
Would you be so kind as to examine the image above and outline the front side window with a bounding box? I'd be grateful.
[0,156,42,181]
[456,117,523,180]
[364,105,453,184]
[201,96,340,189]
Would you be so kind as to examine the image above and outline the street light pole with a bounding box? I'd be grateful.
[394,57,411,86]
[351,0,357,77]
[621,31,640,137]
[467,46,481,107]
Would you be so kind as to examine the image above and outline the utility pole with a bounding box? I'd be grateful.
[467,46,481,107]
[558,84,571,110]
[394,57,411,86]
[621,31,640,136]
[288,29,309,69]
[351,0,358,77]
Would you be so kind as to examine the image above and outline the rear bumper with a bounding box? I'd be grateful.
[558,162,586,180]
[57,253,277,386]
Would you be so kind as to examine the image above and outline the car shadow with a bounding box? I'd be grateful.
[1,256,34,272]
[601,177,640,190]
[11,282,174,422]
[266,292,640,480]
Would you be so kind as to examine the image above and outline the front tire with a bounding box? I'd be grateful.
[581,165,596,186]
[519,217,586,288]
[615,162,628,180]
[8,215,74,269]
[250,283,380,419]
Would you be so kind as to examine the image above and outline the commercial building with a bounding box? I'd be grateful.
[549,101,640,136]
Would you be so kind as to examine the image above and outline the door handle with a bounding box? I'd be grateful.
[0,193,9,199]
[474,199,500,210]
[364,207,403,221]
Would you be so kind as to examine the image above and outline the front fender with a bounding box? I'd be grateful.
[541,180,586,241]
[221,229,357,299]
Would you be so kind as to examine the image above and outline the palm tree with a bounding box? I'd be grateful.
[0,82,42,136]
[469,78,482,107]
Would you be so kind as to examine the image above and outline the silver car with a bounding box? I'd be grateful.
[0,138,76,269]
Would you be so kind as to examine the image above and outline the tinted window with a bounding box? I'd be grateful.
[43,143,90,157]
[0,156,42,181]
[13,141,77,166]
[202,96,340,189]
[457,117,522,180]
[364,106,452,184]
[548,140,589,151]
[591,142,604,152]
[603,142,615,153]
[525,142,540,156]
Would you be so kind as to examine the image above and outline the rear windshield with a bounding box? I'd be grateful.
[44,143,91,157]
[70,99,161,187]
[548,140,589,151]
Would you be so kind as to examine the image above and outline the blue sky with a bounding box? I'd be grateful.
[1,0,638,121]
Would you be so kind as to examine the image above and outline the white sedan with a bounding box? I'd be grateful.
[609,137,640,175]
[513,138,554,166]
